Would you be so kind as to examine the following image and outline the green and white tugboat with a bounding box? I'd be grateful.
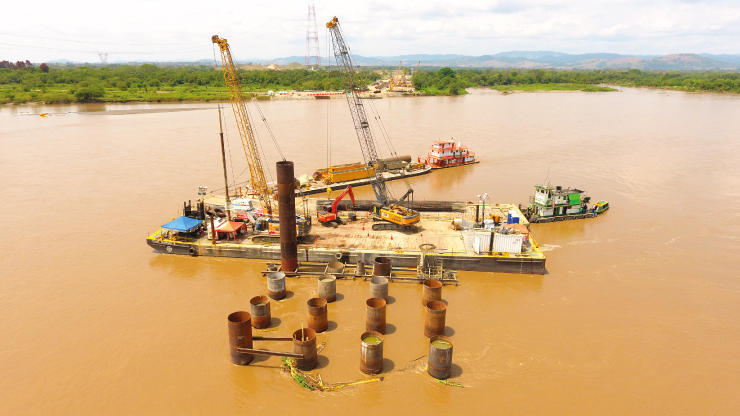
[521,182,608,223]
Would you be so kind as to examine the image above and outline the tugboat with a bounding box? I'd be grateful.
[420,139,478,169]
[522,182,608,223]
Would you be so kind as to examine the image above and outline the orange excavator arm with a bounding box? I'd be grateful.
[331,186,356,215]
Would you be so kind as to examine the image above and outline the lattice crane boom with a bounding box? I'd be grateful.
[211,35,272,215]
[325,17,388,205]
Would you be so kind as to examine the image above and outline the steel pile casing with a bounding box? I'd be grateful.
[360,331,384,374]
[356,260,366,276]
[427,335,453,380]
[276,161,298,272]
[267,272,286,300]
[249,295,271,329]
[422,279,443,306]
[372,256,392,277]
[318,274,337,302]
[424,300,446,338]
[228,311,253,365]
[370,277,389,301]
[366,298,387,334]
[307,297,328,332]
[292,328,318,370]
[326,261,343,275]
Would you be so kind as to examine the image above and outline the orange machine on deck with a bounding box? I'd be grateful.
[318,186,356,226]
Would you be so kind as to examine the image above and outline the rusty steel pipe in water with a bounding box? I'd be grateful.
[356,260,365,277]
[227,311,253,365]
[306,297,328,332]
[276,161,298,272]
[372,256,392,277]
[292,328,318,370]
[249,295,271,329]
[424,300,447,338]
[366,298,387,334]
[370,277,389,301]
[318,274,337,302]
[267,272,286,300]
[360,331,384,374]
[422,279,442,306]
[428,335,454,380]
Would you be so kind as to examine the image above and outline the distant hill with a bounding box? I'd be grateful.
[40,52,740,71]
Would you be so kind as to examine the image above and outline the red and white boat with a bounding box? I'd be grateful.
[420,139,478,169]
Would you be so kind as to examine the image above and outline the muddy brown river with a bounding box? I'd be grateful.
[1,87,739,414]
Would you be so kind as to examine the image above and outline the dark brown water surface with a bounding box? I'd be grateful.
[2,88,739,414]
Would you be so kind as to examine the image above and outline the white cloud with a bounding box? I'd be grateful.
[0,0,739,62]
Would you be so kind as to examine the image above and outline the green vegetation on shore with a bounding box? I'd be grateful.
[412,68,740,95]
[2,63,740,104]
[0,64,380,104]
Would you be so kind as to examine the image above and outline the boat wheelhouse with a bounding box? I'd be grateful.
[525,183,597,223]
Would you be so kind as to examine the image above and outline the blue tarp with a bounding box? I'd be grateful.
[161,216,202,232]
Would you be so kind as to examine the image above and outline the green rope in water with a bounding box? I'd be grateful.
[437,379,464,388]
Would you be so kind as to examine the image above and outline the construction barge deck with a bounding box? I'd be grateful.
[146,203,546,275]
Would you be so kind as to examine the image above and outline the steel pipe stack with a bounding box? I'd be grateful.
[276,161,298,272]
[366,298,387,334]
[318,275,337,302]
[307,297,328,332]
[360,331,384,374]
[227,311,253,365]
[267,272,286,300]
[422,279,443,306]
[293,328,318,370]
[249,296,271,329]
[427,335,453,380]
[370,277,389,301]
[424,300,447,337]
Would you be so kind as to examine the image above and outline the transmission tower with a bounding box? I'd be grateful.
[305,0,321,68]
[97,52,109,66]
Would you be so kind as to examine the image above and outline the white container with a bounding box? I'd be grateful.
[493,233,524,254]
[474,231,492,254]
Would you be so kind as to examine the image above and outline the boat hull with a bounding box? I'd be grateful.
[429,160,480,169]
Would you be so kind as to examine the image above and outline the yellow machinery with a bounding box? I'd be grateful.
[212,35,311,238]
[326,17,420,231]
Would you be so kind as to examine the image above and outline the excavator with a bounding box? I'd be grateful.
[318,186,356,227]
[326,17,421,232]
[212,35,312,240]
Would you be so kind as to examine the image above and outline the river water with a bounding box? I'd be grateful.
[1,87,739,414]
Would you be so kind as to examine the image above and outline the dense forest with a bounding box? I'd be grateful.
[411,67,740,95]
[1,63,740,104]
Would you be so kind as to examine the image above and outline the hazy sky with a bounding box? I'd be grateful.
[1,0,738,63]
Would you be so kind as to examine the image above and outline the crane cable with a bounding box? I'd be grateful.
[250,98,285,161]
[326,27,332,169]
[212,44,238,195]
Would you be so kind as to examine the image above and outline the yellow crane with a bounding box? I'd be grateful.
[211,35,312,237]
[212,35,272,215]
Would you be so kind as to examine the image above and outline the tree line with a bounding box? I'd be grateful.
[411,67,740,94]
[2,63,740,104]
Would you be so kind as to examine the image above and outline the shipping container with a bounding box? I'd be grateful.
[473,231,493,254]
[493,233,524,254]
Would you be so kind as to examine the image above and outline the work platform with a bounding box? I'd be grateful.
[146,203,545,275]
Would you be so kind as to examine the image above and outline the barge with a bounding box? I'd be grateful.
[146,200,546,275]
[299,158,431,195]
